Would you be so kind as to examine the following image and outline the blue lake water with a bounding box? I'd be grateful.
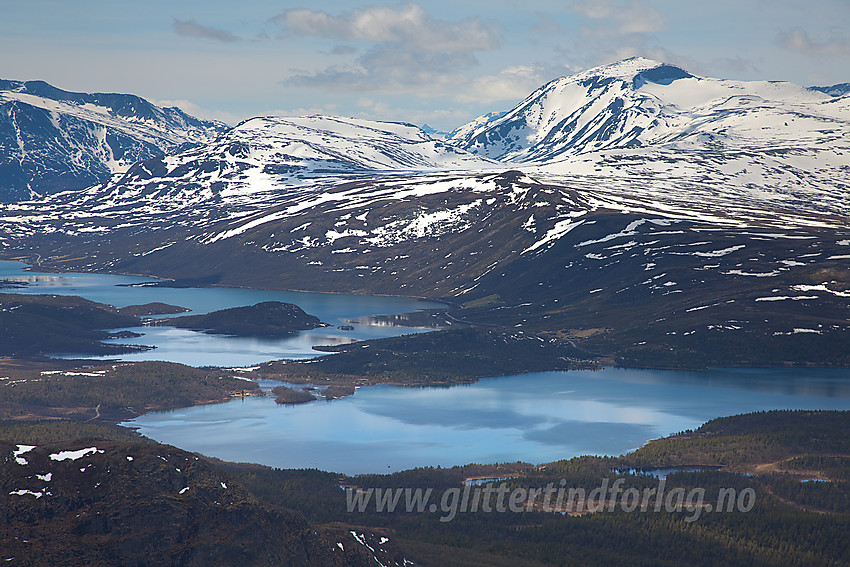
[125,367,850,475]
[4,260,850,475]
[0,260,442,365]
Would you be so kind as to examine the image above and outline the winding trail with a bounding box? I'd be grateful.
[86,403,101,422]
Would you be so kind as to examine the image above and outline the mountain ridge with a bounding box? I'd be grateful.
[0,78,227,201]
[448,57,846,163]
[0,59,848,367]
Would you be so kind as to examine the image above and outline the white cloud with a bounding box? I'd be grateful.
[272,3,501,96]
[272,4,500,52]
[561,0,677,73]
[778,28,850,55]
[570,0,665,34]
[457,66,560,104]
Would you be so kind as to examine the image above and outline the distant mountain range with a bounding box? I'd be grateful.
[0,79,226,201]
[449,58,850,161]
[447,58,850,219]
[1,58,849,366]
[810,83,850,98]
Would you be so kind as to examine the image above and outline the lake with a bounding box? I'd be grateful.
[0,260,442,366]
[125,367,850,475]
[5,260,850,475]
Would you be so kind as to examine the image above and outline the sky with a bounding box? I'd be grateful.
[1,0,849,130]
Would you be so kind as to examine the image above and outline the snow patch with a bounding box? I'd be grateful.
[690,245,746,257]
[523,219,585,254]
[9,489,43,498]
[49,447,103,461]
[13,445,36,466]
[755,295,818,302]
[724,269,780,277]
[793,284,850,297]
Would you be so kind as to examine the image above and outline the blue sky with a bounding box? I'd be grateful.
[2,0,848,129]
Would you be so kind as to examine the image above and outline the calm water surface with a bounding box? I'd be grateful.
[0,260,442,365]
[125,367,850,475]
[5,261,850,475]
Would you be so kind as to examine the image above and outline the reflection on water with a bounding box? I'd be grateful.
[0,260,444,365]
[126,367,850,475]
[346,312,445,328]
[582,366,850,400]
[2,274,71,286]
[92,326,365,366]
[7,260,850,474]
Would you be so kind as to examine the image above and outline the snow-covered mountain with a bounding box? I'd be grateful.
[420,123,452,139]
[4,59,848,251]
[0,79,226,201]
[1,60,849,366]
[446,111,506,145]
[810,83,850,98]
[449,57,849,161]
[447,57,850,219]
[26,114,497,216]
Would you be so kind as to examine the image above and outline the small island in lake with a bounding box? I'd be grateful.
[155,301,327,336]
[272,385,316,405]
[272,383,357,404]
[118,302,189,317]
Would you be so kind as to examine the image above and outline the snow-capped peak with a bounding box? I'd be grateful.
[447,58,841,163]
[53,114,498,212]
[573,57,687,82]
[0,78,226,201]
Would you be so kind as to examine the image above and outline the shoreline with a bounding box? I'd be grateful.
[2,256,453,306]
[3,261,850,478]
[119,368,850,477]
